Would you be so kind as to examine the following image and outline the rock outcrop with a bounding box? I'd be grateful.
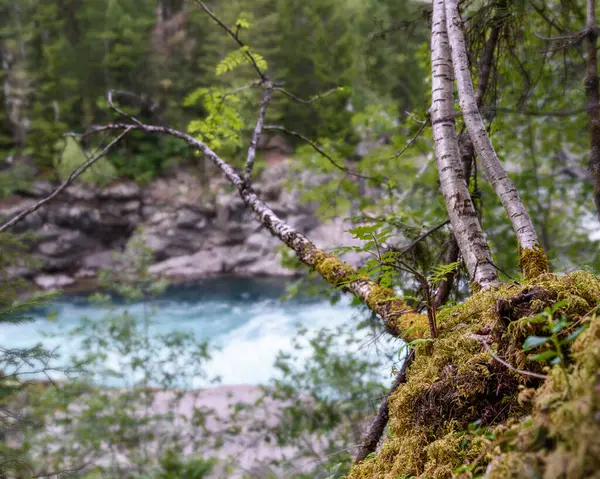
[0,162,365,288]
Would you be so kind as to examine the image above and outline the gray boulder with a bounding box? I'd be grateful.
[99,182,140,200]
[34,274,75,290]
[149,250,225,280]
[81,250,119,271]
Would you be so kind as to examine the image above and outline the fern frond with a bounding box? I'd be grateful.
[215,49,246,76]
[428,262,461,286]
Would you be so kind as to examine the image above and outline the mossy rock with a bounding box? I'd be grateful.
[350,271,600,479]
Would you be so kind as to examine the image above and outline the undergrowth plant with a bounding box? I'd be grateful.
[228,324,390,479]
[0,232,72,478]
[522,300,591,396]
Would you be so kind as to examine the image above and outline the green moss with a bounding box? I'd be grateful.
[423,430,483,478]
[365,284,430,340]
[309,248,359,289]
[310,247,430,340]
[486,453,542,479]
[349,271,600,479]
[519,245,550,280]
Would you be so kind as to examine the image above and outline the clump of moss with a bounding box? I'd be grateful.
[349,271,600,479]
[486,452,542,479]
[310,247,430,340]
[518,245,550,280]
[364,285,430,340]
[487,310,600,478]
[312,250,355,287]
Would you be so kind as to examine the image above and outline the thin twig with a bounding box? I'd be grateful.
[224,80,262,99]
[0,129,132,233]
[272,86,339,105]
[263,125,380,182]
[193,0,267,81]
[389,220,451,255]
[107,90,143,125]
[388,119,429,161]
[396,259,438,338]
[474,337,548,380]
[245,83,273,185]
[533,26,594,45]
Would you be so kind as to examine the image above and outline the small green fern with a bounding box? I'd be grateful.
[215,46,268,76]
[428,261,461,286]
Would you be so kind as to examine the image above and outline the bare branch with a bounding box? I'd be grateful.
[263,125,381,182]
[397,259,438,338]
[272,86,340,104]
[389,220,451,256]
[0,128,133,233]
[224,80,262,99]
[107,90,143,125]
[475,24,501,106]
[388,119,429,161]
[71,120,428,341]
[470,335,548,381]
[245,83,273,185]
[533,27,589,44]
[32,462,91,478]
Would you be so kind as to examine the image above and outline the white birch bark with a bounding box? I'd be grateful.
[431,0,498,289]
[245,83,272,185]
[444,0,548,277]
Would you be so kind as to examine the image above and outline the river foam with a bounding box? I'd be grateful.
[3,277,396,387]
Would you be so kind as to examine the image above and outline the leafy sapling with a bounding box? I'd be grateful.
[523,300,589,396]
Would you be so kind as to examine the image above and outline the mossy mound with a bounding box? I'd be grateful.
[349,271,600,479]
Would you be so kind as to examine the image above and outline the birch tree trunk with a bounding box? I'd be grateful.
[444,0,549,279]
[585,0,600,222]
[430,0,498,289]
[435,23,501,307]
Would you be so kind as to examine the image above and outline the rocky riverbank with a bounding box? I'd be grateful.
[0,161,365,289]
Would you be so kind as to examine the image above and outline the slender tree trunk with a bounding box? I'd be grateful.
[445,0,549,280]
[435,16,501,307]
[430,0,498,290]
[586,0,600,221]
